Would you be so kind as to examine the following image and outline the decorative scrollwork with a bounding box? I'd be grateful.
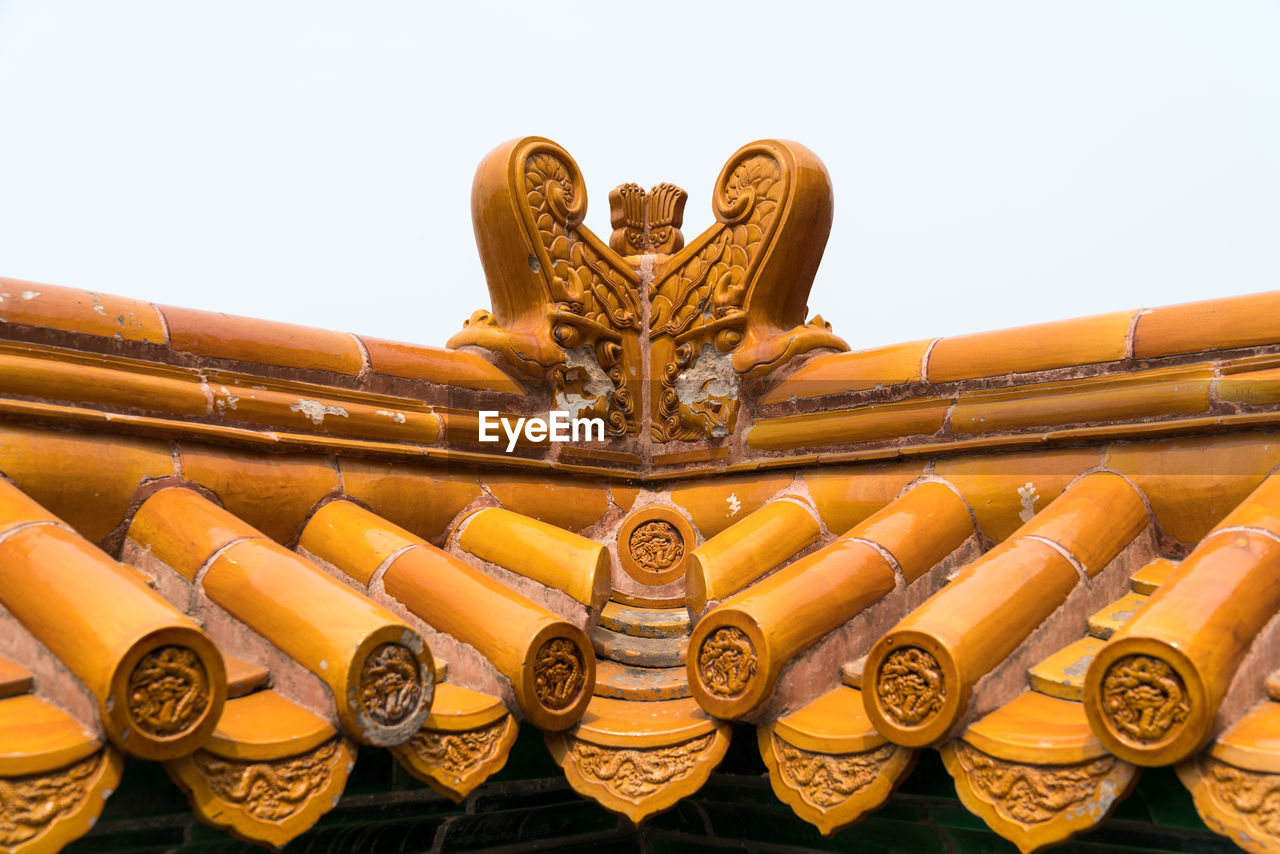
[569,733,714,800]
[523,152,640,330]
[127,645,210,737]
[1100,654,1189,745]
[876,647,945,728]
[534,638,585,710]
[628,521,684,572]
[698,627,757,698]
[772,736,896,809]
[193,740,341,822]
[650,153,784,338]
[0,753,100,846]
[358,643,423,726]
[954,742,1115,825]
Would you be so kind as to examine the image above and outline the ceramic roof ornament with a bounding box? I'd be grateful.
[2,138,1280,851]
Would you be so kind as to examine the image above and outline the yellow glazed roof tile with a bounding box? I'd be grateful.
[772,685,885,754]
[964,691,1108,764]
[205,689,336,761]
[1210,701,1280,774]
[1130,557,1179,594]
[1086,591,1150,640]
[5,136,1280,853]
[1028,636,1106,702]
[0,693,101,776]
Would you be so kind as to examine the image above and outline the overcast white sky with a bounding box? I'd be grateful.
[0,2,1276,352]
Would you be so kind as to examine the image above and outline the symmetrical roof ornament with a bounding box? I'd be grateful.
[449,136,847,442]
[7,138,1280,852]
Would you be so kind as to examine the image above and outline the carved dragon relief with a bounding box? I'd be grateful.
[451,136,848,444]
[545,726,731,824]
[1179,755,1280,854]
[167,736,357,848]
[391,715,519,802]
[757,729,916,836]
[942,740,1138,854]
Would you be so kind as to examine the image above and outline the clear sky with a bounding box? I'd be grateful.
[1,2,1276,352]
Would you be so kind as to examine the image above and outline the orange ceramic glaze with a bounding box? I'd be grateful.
[1130,557,1179,594]
[935,447,1102,542]
[1210,701,1280,774]
[863,537,1079,747]
[688,482,973,719]
[203,689,336,761]
[360,336,524,393]
[610,485,642,513]
[303,504,594,729]
[669,471,791,538]
[759,685,914,836]
[483,474,610,533]
[203,536,432,746]
[0,656,32,699]
[207,381,439,443]
[1133,291,1280,359]
[0,474,62,530]
[1218,366,1280,407]
[223,655,269,699]
[1104,433,1280,545]
[457,507,610,610]
[802,462,925,535]
[951,367,1213,436]
[393,682,517,801]
[1210,470,1280,536]
[0,351,208,416]
[963,691,1107,764]
[178,446,339,544]
[0,277,165,342]
[851,481,974,582]
[320,506,595,731]
[304,502,592,729]
[1014,472,1149,576]
[0,509,224,759]
[0,425,173,541]
[685,498,821,615]
[128,486,257,579]
[1028,636,1106,701]
[0,693,100,776]
[926,310,1133,383]
[132,488,432,746]
[299,500,419,585]
[944,694,1138,854]
[758,338,933,402]
[420,682,508,732]
[167,691,354,848]
[161,305,365,375]
[545,695,732,823]
[615,506,695,586]
[1085,526,1280,766]
[688,539,895,720]
[339,460,482,542]
[747,397,951,451]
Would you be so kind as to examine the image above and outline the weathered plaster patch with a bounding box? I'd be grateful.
[376,409,407,424]
[290,399,349,425]
[1018,482,1040,522]
[554,344,614,418]
[676,344,739,439]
